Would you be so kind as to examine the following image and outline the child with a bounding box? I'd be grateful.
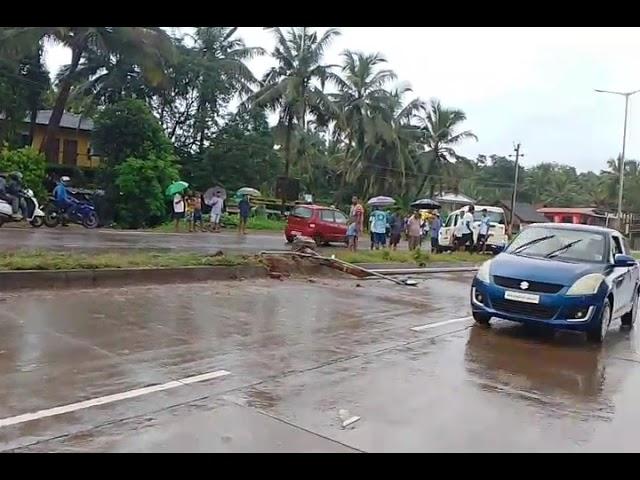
[184,192,195,232]
[191,192,203,232]
[346,218,358,251]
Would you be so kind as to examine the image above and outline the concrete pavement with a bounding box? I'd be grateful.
[2,273,640,452]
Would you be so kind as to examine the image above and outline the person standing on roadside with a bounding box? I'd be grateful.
[476,208,491,253]
[370,206,388,250]
[238,194,251,235]
[209,191,224,233]
[173,190,185,233]
[349,195,364,250]
[430,212,442,253]
[388,210,404,251]
[407,210,422,251]
[459,205,475,252]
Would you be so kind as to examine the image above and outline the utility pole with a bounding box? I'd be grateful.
[508,143,524,236]
[594,88,640,229]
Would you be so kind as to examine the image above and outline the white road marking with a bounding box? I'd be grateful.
[0,369,230,429]
[410,316,473,332]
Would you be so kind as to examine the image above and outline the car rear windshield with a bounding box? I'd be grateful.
[291,207,313,219]
[473,211,504,224]
[506,226,607,263]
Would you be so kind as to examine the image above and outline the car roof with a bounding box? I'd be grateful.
[528,222,620,236]
[453,205,504,213]
[294,204,336,210]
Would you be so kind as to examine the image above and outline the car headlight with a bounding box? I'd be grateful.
[566,273,604,296]
[476,260,492,283]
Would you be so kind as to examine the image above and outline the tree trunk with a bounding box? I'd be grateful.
[28,108,38,146]
[283,115,293,177]
[39,45,83,155]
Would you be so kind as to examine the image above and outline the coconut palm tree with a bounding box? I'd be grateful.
[0,27,175,156]
[331,51,397,161]
[249,27,341,176]
[189,27,265,153]
[415,100,477,197]
[336,86,426,198]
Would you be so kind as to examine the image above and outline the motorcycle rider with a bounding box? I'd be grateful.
[6,172,26,220]
[53,175,78,220]
[0,173,21,219]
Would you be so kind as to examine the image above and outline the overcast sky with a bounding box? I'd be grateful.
[43,27,640,173]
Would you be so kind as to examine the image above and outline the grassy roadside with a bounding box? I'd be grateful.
[150,214,285,233]
[0,251,259,271]
[329,248,487,266]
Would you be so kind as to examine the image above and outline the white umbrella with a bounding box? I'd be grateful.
[367,196,395,207]
[237,187,261,197]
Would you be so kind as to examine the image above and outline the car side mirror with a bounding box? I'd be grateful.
[493,244,505,254]
[614,254,636,267]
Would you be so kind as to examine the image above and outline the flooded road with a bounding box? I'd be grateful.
[1,273,639,452]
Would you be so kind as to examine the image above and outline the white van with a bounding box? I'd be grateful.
[438,205,508,253]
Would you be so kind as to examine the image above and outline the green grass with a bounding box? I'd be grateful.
[150,213,285,233]
[330,248,486,266]
[0,251,258,271]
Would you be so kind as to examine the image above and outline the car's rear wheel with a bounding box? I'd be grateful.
[285,235,294,243]
[472,312,491,325]
[587,299,611,344]
[621,288,639,328]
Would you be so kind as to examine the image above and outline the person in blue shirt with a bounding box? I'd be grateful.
[370,206,388,250]
[238,194,251,235]
[430,213,442,253]
[53,176,78,220]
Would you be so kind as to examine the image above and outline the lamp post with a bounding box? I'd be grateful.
[594,88,640,226]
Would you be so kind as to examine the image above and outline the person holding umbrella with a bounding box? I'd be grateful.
[166,181,189,233]
[238,193,251,235]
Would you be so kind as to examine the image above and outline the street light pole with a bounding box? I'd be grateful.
[594,88,640,225]
[508,143,523,236]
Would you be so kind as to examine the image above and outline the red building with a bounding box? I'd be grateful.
[536,207,609,227]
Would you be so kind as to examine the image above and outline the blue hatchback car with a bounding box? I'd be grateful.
[471,223,639,343]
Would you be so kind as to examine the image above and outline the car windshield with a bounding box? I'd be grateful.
[472,211,504,224]
[506,227,607,263]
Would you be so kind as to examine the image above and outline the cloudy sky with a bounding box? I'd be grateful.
[43,27,640,173]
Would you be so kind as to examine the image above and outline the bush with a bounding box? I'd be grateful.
[0,147,46,200]
[114,154,179,229]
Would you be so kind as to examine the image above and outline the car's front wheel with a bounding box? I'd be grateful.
[472,312,491,325]
[621,287,639,328]
[587,299,611,343]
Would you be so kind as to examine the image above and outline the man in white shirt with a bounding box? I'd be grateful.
[477,208,491,252]
[457,205,475,252]
[209,191,224,232]
[173,192,185,232]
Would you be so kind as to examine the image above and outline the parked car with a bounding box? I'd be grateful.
[471,223,639,343]
[439,205,508,253]
[285,205,349,245]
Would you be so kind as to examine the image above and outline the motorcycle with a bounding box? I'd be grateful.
[0,189,45,228]
[43,198,99,229]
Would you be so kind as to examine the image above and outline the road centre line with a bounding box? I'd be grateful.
[0,369,230,429]
[410,316,473,332]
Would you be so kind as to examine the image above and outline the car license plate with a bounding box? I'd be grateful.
[291,231,301,236]
[504,290,540,304]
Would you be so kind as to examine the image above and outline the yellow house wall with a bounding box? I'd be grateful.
[32,126,101,168]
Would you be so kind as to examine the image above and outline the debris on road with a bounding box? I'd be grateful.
[338,409,361,429]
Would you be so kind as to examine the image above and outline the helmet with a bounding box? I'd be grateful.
[9,171,23,181]
[60,176,71,183]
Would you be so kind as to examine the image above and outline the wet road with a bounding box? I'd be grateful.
[1,274,640,452]
[0,227,290,254]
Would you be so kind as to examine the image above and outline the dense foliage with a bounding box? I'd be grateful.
[0,147,46,200]
[94,99,178,227]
